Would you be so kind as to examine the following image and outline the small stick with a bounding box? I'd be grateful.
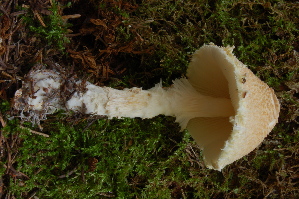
[0,112,6,127]
[19,126,49,137]
[58,166,77,178]
[61,14,81,21]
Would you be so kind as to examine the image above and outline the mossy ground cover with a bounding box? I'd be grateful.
[0,0,298,198]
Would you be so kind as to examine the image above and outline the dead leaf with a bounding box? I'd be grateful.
[90,19,108,29]
[69,50,97,69]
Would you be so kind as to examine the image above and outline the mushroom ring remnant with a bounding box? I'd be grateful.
[14,44,280,170]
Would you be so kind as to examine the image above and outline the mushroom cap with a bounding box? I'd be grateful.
[186,44,280,170]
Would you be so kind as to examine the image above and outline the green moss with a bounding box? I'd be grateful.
[22,1,70,51]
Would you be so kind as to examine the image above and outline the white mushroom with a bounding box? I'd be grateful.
[186,44,280,170]
[14,44,280,170]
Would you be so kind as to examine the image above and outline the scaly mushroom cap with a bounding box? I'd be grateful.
[186,44,280,170]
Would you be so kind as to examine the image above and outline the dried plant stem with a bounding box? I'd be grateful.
[19,125,49,137]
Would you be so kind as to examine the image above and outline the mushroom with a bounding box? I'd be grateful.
[186,44,280,170]
[14,44,280,170]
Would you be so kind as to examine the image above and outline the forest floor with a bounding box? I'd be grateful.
[0,0,299,198]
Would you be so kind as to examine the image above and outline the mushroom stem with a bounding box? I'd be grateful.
[169,78,235,129]
[14,70,234,130]
[66,82,175,119]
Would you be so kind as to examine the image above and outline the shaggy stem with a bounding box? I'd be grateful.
[66,83,175,118]
[14,70,235,129]
[67,79,234,129]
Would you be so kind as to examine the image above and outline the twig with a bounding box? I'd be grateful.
[0,112,6,127]
[0,5,9,17]
[81,167,86,183]
[82,119,96,133]
[98,192,115,198]
[58,166,77,178]
[61,14,81,21]
[19,126,49,137]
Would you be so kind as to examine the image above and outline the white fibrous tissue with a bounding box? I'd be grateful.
[14,70,65,124]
